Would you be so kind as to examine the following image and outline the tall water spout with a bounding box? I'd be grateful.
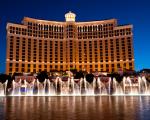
[142,76,148,94]
[2,75,150,96]
[0,80,8,96]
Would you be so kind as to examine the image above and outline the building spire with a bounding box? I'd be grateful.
[65,11,76,22]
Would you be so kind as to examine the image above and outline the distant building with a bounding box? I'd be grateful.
[6,11,134,75]
[139,69,150,78]
[15,76,35,82]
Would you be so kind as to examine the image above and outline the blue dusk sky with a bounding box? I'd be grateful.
[0,0,150,73]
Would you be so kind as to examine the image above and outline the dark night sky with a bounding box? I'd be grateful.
[0,0,150,73]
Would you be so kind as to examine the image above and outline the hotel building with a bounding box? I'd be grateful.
[6,11,134,75]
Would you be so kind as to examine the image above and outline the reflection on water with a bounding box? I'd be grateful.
[0,96,150,120]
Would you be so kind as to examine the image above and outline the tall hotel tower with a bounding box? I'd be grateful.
[6,12,134,75]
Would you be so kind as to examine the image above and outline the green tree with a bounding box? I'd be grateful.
[37,71,48,83]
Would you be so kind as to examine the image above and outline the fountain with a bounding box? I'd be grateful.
[0,80,8,96]
[0,76,150,96]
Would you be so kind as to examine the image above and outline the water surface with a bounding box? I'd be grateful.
[0,96,150,120]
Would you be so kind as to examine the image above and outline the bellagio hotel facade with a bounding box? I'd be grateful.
[6,11,134,75]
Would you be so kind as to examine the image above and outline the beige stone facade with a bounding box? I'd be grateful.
[6,12,134,75]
